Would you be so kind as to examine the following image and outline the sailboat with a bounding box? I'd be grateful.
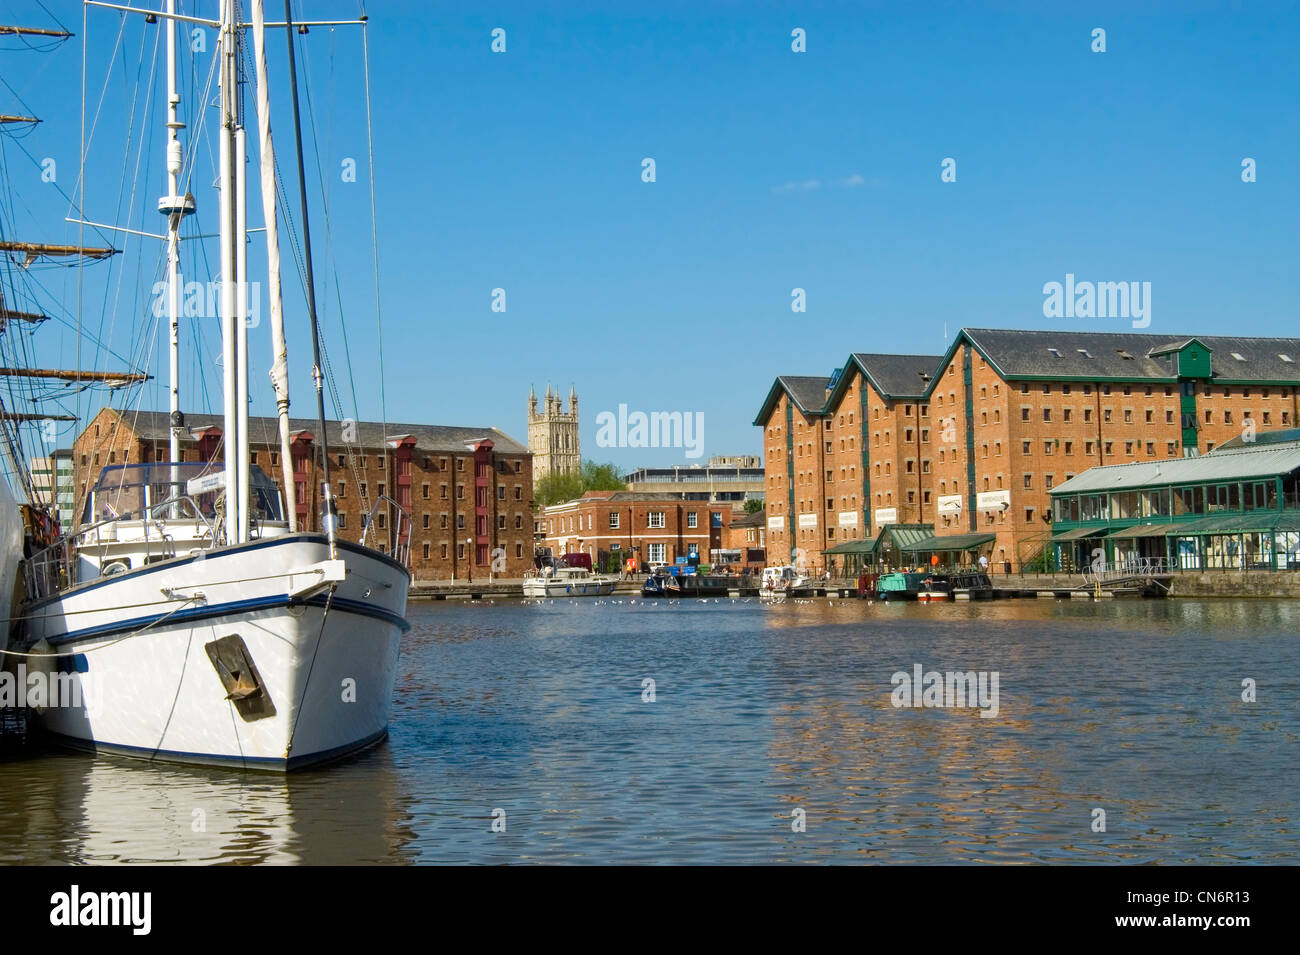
[10,1,411,770]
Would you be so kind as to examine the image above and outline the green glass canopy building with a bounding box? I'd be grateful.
[1047,428,1300,571]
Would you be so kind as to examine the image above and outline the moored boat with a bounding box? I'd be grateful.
[878,570,988,602]
[877,571,929,601]
[759,565,810,598]
[21,472,409,768]
[639,572,730,598]
[8,0,411,771]
[523,563,617,598]
[916,577,951,602]
[948,570,995,600]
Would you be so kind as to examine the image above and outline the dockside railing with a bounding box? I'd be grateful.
[1082,556,1171,584]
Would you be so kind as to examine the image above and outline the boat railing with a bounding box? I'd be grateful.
[360,495,413,567]
[22,494,220,600]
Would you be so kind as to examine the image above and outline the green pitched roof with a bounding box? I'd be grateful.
[899,532,997,553]
[822,539,877,555]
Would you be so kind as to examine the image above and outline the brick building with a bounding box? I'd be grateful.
[754,353,940,572]
[71,407,535,581]
[756,329,1300,572]
[720,508,767,570]
[536,491,735,571]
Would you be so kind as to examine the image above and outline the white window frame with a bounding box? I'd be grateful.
[648,511,666,529]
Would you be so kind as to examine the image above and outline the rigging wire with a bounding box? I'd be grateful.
[293,23,368,515]
[9,4,393,529]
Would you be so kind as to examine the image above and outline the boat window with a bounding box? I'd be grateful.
[84,461,284,525]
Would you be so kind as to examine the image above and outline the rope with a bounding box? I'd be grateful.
[1,592,203,657]
[293,28,370,522]
[285,581,334,757]
[361,21,390,469]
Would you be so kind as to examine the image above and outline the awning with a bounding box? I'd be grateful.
[1164,514,1285,536]
[822,539,877,556]
[1050,526,1106,542]
[1108,523,1179,539]
[899,532,996,553]
[874,524,935,552]
[1276,513,1300,533]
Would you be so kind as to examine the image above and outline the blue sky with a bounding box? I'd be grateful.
[2,0,1297,471]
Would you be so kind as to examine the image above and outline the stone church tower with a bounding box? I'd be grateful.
[527,385,580,481]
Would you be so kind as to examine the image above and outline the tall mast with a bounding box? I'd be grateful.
[217,0,240,543]
[282,0,336,556]
[157,0,195,508]
[235,123,249,542]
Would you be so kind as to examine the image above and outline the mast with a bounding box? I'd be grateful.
[217,0,240,543]
[157,0,195,509]
[249,0,297,531]
[235,123,250,541]
[282,0,336,555]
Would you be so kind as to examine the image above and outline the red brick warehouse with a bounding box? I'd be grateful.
[72,408,536,581]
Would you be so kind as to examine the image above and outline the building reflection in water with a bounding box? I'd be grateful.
[755,599,1245,862]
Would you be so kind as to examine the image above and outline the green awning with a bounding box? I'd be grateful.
[1164,514,1284,535]
[1108,523,1179,539]
[874,524,935,552]
[822,539,877,556]
[899,532,996,553]
[1051,526,1107,541]
[1275,513,1300,533]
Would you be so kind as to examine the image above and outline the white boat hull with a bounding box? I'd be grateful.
[22,534,409,771]
[522,577,616,598]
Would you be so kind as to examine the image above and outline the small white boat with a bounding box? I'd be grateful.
[522,565,617,598]
[759,565,810,597]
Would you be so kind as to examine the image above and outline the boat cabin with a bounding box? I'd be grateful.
[63,462,288,585]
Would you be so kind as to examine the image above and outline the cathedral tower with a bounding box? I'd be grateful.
[527,384,580,481]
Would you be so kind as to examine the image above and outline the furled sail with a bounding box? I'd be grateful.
[250,0,297,530]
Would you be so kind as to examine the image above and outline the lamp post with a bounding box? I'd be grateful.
[466,537,473,583]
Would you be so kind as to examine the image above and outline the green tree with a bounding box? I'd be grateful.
[743,498,763,514]
[534,459,627,507]
[580,460,625,491]
[534,469,584,507]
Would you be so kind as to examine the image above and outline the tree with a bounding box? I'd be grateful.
[534,469,583,507]
[580,460,625,491]
[534,459,627,507]
[743,498,763,514]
